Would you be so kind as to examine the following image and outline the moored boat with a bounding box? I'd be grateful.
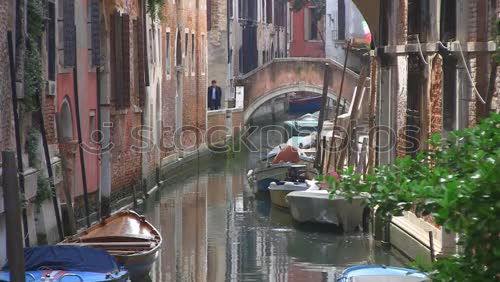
[286,190,367,232]
[289,95,323,113]
[60,210,162,280]
[0,245,128,281]
[283,112,320,137]
[336,265,429,282]
[269,181,308,208]
[249,145,316,193]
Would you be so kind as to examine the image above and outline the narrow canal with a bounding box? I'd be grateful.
[141,120,408,281]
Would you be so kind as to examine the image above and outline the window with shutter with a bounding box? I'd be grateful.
[136,20,146,107]
[47,1,56,80]
[176,31,182,67]
[338,0,345,40]
[63,0,76,67]
[112,11,124,106]
[191,33,195,74]
[266,0,272,23]
[166,31,171,76]
[408,0,429,42]
[207,0,212,30]
[90,0,101,67]
[122,14,131,107]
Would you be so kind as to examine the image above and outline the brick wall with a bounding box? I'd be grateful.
[160,0,207,157]
[209,0,226,31]
[108,1,143,192]
[206,112,226,145]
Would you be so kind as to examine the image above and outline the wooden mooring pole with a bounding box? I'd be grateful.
[314,63,331,170]
[2,151,26,281]
[326,40,351,172]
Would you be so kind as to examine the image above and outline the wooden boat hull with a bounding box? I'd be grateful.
[270,189,291,208]
[269,182,308,208]
[114,247,159,279]
[60,210,162,280]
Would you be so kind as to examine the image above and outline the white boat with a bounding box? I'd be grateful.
[336,265,429,282]
[286,190,367,232]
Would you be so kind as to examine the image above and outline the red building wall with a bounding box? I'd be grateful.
[289,7,325,58]
[56,0,99,197]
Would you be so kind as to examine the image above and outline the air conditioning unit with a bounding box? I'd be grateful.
[46,80,56,96]
[51,157,63,185]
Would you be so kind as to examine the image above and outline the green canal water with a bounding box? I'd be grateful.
[141,149,408,281]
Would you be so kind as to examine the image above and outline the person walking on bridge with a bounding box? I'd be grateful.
[207,80,222,110]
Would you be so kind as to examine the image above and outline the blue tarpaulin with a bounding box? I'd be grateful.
[2,246,119,273]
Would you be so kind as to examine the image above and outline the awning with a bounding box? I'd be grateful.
[351,0,380,46]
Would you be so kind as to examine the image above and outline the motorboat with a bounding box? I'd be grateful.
[0,245,128,281]
[249,145,316,193]
[283,112,320,137]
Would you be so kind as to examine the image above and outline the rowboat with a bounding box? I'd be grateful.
[269,181,308,208]
[0,245,128,281]
[336,265,429,282]
[289,95,323,113]
[60,210,162,280]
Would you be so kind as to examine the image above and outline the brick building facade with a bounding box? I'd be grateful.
[356,0,499,163]
[352,0,499,260]
[160,0,208,159]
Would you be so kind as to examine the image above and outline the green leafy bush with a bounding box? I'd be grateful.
[147,0,165,22]
[327,113,500,281]
[35,176,52,208]
[23,0,44,112]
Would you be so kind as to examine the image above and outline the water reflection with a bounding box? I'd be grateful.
[143,152,406,281]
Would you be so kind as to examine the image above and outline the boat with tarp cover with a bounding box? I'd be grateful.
[60,210,162,280]
[0,245,128,281]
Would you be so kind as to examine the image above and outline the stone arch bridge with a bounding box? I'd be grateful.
[206,57,367,145]
[234,58,364,124]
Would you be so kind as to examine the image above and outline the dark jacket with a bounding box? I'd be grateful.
[207,86,222,109]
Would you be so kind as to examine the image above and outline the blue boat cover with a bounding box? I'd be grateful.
[2,246,119,273]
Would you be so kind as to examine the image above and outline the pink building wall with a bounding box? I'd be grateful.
[289,6,325,58]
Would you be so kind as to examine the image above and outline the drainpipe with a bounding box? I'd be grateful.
[98,64,112,219]
[227,0,232,106]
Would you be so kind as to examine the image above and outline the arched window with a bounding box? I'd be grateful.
[59,98,74,142]
[176,31,182,67]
